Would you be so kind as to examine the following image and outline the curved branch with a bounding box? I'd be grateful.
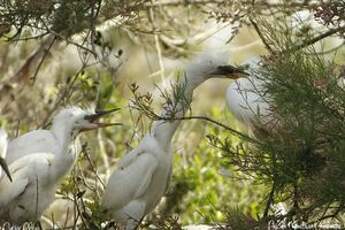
[287,27,345,52]
[156,114,261,145]
[249,17,274,54]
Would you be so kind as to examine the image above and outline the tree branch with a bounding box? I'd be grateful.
[152,114,261,145]
[288,27,345,52]
[249,17,274,53]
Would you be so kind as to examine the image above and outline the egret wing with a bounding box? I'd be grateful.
[103,153,158,211]
[117,148,143,168]
[7,130,59,164]
[0,167,29,207]
[0,152,54,207]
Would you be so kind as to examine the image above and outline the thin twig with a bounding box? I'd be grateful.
[263,182,275,218]
[155,114,261,144]
[97,129,111,182]
[7,32,50,42]
[287,27,345,52]
[148,4,165,82]
[249,17,274,53]
[31,36,57,83]
[39,67,85,128]
[48,30,97,58]
[82,143,106,188]
[303,41,345,55]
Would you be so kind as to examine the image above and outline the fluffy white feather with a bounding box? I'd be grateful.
[102,51,237,229]
[0,153,58,224]
[1,107,116,224]
[185,51,230,78]
[226,57,271,131]
[7,107,92,164]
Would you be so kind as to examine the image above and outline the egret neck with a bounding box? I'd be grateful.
[152,70,208,150]
[50,119,79,179]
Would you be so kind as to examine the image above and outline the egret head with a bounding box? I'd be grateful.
[0,129,12,181]
[185,52,248,81]
[53,107,121,134]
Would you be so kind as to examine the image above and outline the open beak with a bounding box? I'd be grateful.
[0,157,12,182]
[212,65,249,79]
[81,108,122,132]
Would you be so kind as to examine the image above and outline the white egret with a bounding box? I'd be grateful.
[0,129,12,181]
[6,107,119,164]
[226,57,272,133]
[102,53,247,230]
[0,107,119,224]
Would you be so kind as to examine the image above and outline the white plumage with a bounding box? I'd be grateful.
[0,129,11,181]
[7,130,60,165]
[0,152,59,224]
[6,107,88,164]
[6,107,118,164]
[0,107,118,224]
[102,135,172,229]
[102,52,246,229]
[226,57,271,131]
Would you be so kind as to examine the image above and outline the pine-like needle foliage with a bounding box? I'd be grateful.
[267,53,345,222]
[212,29,345,225]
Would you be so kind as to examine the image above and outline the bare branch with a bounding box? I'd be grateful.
[288,27,345,52]
[249,17,274,53]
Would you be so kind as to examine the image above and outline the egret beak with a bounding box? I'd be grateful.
[86,108,120,120]
[0,157,12,182]
[81,108,122,132]
[212,65,249,79]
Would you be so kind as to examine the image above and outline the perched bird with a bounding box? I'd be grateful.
[102,53,247,230]
[6,107,119,164]
[0,129,12,181]
[0,107,119,224]
[226,57,272,133]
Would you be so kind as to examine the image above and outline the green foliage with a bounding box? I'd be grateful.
[2,0,345,228]
[0,0,146,40]
[224,207,266,230]
[263,49,345,221]
[217,31,345,224]
[164,107,265,225]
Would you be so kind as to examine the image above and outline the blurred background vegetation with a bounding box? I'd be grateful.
[1,0,345,228]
